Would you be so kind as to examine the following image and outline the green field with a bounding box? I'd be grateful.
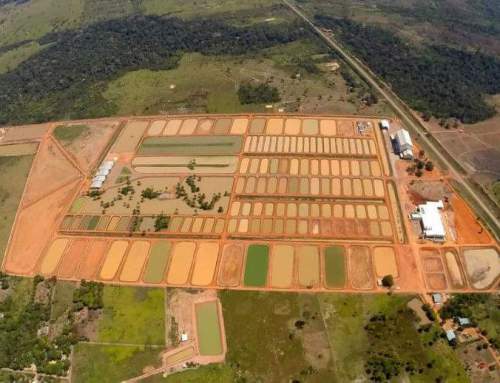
[142,364,234,383]
[324,246,346,288]
[492,181,500,207]
[138,136,243,156]
[53,124,89,145]
[195,301,223,356]
[220,290,335,382]
[50,281,77,321]
[72,343,161,383]
[243,244,269,287]
[0,155,34,263]
[318,294,468,382]
[97,286,165,345]
[143,242,172,284]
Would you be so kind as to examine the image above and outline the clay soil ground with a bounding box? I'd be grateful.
[4,178,80,275]
[218,244,244,287]
[450,195,492,244]
[425,273,448,290]
[22,138,81,207]
[1,124,48,143]
[57,120,119,173]
[58,239,88,278]
[75,240,108,280]
[461,247,500,289]
[443,249,465,289]
[349,246,374,290]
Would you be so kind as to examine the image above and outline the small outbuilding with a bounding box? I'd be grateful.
[432,293,442,304]
[446,330,456,343]
[380,119,390,130]
[457,317,471,327]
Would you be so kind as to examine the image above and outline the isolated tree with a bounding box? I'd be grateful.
[425,161,434,171]
[381,274,394,288]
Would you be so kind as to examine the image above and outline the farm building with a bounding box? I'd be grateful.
[411,201,445,240]
[90,179,103,189]
[432,293,442,304]
[446,330,456,343]
[90,160,115,189]
[392,129,413,159]
[379,119,390,130]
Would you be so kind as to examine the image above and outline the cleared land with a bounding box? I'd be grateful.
[0,155,34,263]
[2,114,494,295]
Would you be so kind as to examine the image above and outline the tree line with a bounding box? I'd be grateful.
[0,15,308,125]
[315,15,500,123]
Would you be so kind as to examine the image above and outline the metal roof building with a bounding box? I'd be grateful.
[394,128,413,159]
[90,179,103,189]
[412,201,445,240]
[380,119,390,129]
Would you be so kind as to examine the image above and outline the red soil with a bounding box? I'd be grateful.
[58,239,88,278]
[75,240,108,280]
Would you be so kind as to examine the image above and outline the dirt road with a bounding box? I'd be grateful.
[282,0,500,238]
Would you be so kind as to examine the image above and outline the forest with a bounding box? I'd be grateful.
[238,82,281,104]
[0,15,307,124]
[315,15,500,123]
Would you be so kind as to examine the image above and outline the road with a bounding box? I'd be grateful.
[282,0,500,235]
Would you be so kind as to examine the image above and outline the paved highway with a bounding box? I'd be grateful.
[283,0,500,235]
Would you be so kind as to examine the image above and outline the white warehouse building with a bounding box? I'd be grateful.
[395,129,413,159]
[411,201,445,240]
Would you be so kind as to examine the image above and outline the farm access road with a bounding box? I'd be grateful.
[283,0,500,237]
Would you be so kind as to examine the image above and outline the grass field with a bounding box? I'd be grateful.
[220,290,335,383]
[103,49,390,117]
[318,294,468,382]
[324,246,346,288]
[50,281,76,321]
[243,244,269,287]
[492,181,500,206]
[97,286,165,345]
[0,41,44,74]
[72,343,161,383]
[138,136,242,156]
[53,124,89,145]
[142,364,234,383]
[0,155,34,264]
[195,301,223,356]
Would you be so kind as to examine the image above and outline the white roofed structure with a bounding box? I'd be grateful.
[411,201,445,240]
[96,168,110,177]
[380,119,390,129]
[93,175,106,182]
[90,179,103,189]
[100,160,114,171]
[395,129,413,151]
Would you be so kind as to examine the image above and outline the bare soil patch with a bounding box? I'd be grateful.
[373,247,398,278]
[461,247,499,289]
[451,195,492,244]
[349,246,374,289]
[23,139,80,206]
[76,240,108,280]
[425,273,448,290]
[58,239,88,278]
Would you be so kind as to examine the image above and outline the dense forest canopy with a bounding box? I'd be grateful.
[238,83,281,104]
[315,15,500,123]
[0,15,307,124]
